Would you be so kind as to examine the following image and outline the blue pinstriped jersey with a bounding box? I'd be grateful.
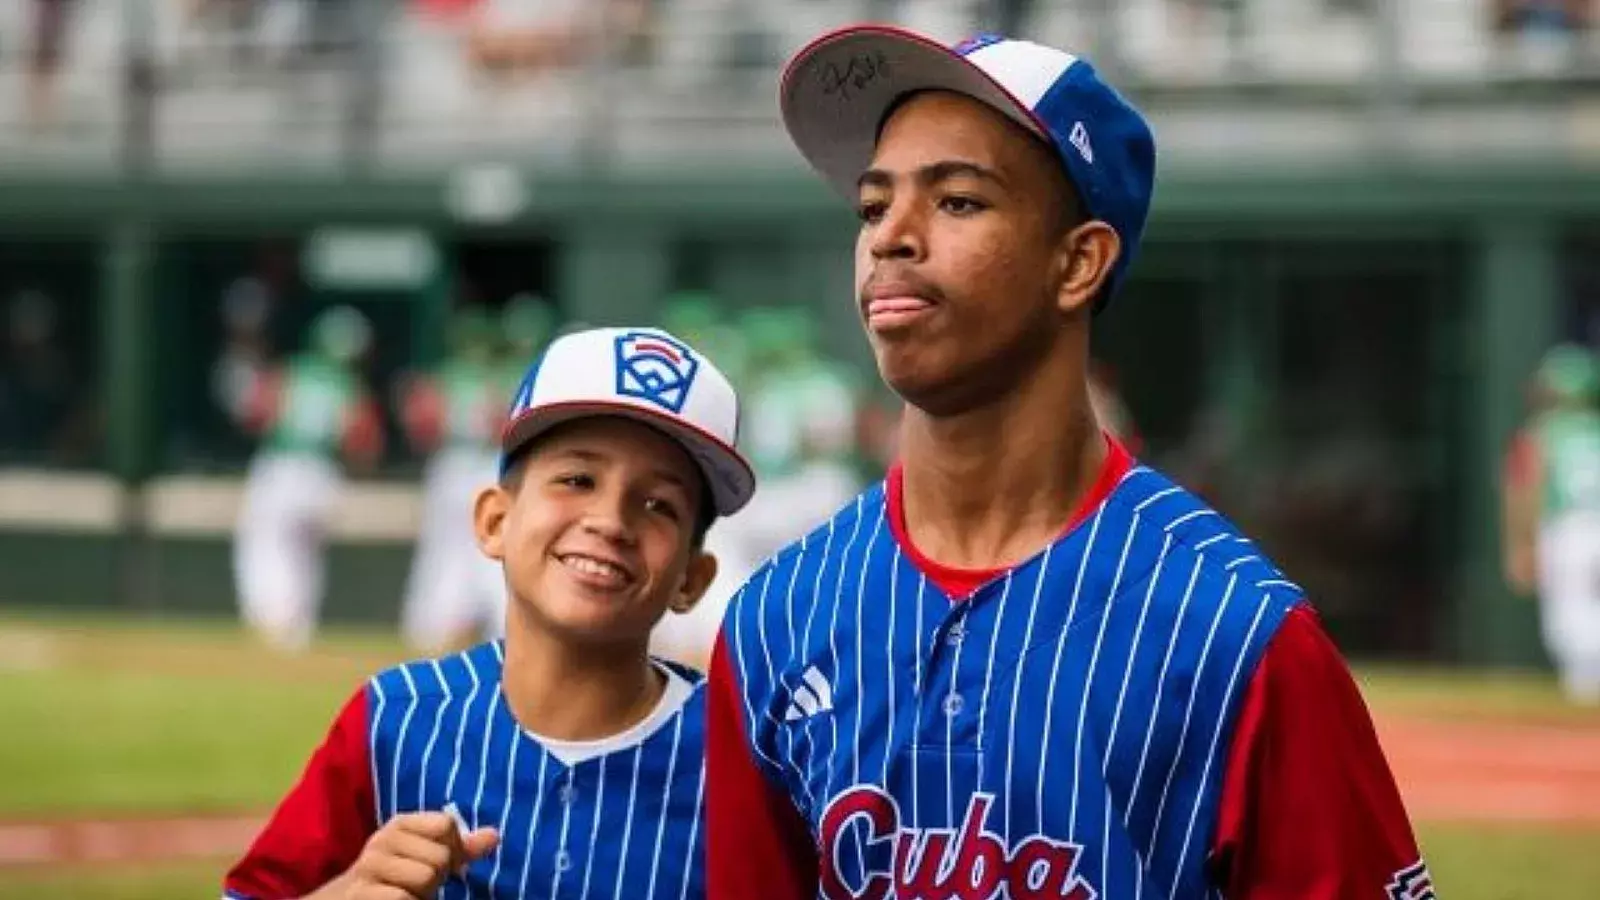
[723,464,1302,899]
[367,642,709,900]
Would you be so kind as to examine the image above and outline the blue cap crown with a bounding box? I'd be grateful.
[781,26,1157,309]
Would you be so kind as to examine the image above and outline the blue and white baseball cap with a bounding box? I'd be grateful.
[780,25,1156,306]
[500,326,755,516]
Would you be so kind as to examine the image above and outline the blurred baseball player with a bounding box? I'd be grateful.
[398,306,509,653]
[662,291,752,391]
[1503,343,1600,704]
[233,305,383,652]
[224,325,756,900]
[739,305,865,560]
[708,26,1427,900]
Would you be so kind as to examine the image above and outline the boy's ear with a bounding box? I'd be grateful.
[473,485,512,561]
[669,551,719,615]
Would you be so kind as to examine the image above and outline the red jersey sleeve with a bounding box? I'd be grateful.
[1210,604,1429,899]
[224,688,377,900]
[706,633,818,900]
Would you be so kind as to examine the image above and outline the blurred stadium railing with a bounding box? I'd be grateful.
[0,0,1595,173]
[0,0,1597,665]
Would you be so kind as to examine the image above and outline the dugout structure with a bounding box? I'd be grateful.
[0,159,1595,668]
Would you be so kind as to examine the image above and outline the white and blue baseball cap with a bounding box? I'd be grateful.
[780,26,1156,307]
[499,326,755,516]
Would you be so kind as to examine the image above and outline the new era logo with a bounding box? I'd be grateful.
[1070,121,1094,164]
[784,666,833,721]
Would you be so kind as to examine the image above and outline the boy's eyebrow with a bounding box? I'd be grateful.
[552,446,691,491]
[857,159,1008,192]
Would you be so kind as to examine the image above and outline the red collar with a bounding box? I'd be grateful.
[885,434,1134,599]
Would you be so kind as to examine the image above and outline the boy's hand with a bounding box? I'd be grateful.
[337,811,499,899]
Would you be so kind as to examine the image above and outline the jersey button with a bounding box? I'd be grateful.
[945,624,966,646]
[558,784,578,805]
[555,850,572,872]
[942,693,965,717]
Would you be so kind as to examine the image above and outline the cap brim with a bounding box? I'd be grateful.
[501,401,756,518]
[780,25,1050,199]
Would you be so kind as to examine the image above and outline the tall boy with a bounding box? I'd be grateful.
[225,326,754,900]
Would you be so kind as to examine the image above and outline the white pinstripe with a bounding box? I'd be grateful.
[824,499,867,801]
[1102,533,1173,888]
[469,691,500,840]
[1035,506,1107,830]
[1125,556,1204,819]
[390,665,421,817]
[1069,512,1140,834]
[1002,546,1054,842]
[1191,534,1229,552]
[1224,555,1259,571]
[793,517,839,806]
[417,659,451,809]
[1173,597,1270,882]
[911,573,928,827]
[1163,509,1218,531]
[578,755,607,898]
[444,649,485,801]
[730,572,790,778]
[368,677,388,823]
[1125,554,1203,900]
[609,745,645,900]
[1133,486,1180,513]
[944,599,967,826]
[787,534,810,649]
[974,569,1016,790]
[677,760,707,900]
[547,768,575,899]
[851,509,886,787]
[775,539,813,803]
[643,714,687,900]
[1148,573,1238,863]
[883,543,902,787]
[497,741,542,900]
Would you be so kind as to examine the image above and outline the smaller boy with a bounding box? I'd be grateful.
[224,326,755,900]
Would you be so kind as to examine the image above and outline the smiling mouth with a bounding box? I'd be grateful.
[557,553,635,589]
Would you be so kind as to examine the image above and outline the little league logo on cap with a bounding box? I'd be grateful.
[500,326,756,516]
[614,331,699,414]
[779,25,1156,310]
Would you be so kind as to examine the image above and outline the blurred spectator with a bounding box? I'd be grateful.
[0,288,94,465]
[293,0,362,70]
[26,0,72,131]
[661,290,751,390]
[1491,0,1591,73]
[497,291,559,378]
[739,305,862,551]
[1501,343,1600,704]
[462,0,650,80]
[211,275,276,430]
[182,0,265,74]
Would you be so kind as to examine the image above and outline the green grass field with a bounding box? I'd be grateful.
[0,611,1596,899]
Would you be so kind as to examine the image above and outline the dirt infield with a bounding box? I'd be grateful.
[1376,713,1600,827]
[1,713,1596,870]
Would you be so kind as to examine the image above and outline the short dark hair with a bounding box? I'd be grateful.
[499,443,717,550]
